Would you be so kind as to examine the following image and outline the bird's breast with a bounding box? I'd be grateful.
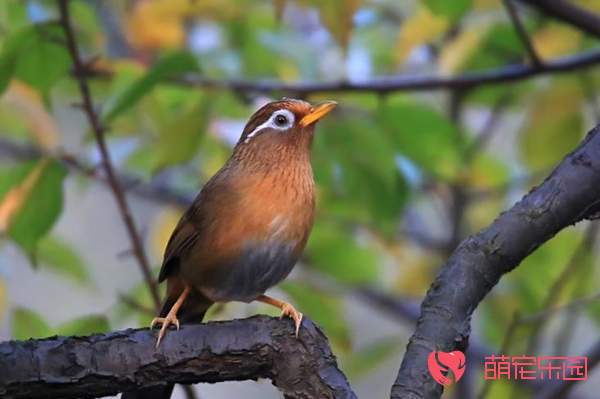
[182,165,315,301]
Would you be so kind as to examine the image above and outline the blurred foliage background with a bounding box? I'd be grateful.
[1,0,600,398]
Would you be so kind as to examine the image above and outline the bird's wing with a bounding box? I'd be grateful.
[157,172,222,283]
[158,215,200,283]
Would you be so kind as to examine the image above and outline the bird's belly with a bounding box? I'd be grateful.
[188,241,299,303]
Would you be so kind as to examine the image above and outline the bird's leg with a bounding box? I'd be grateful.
[151,285,191,347]
[256,294,303,337]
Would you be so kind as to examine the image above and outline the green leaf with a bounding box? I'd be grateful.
[228,15,279,77]
[11,307,52,339]
[313,115,408,232]
[468,153,509,190]
[56,315,110,336]
[307,221,380,284]
[0,51,16,95]
[342,338,401,379]
[463,23,524,72]
[0,159,67,256]
[509,229,581,313]
[520,80,583,170]
[378,98,465,180]
[0,23,70,96]
[0,1,28,32]
[102,51,200,122]
[281,280,351,349]
[36,235,90,285]
[153,99,209,170]
[424,0,472,22]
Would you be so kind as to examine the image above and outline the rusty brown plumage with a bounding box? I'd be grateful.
[150,98,336,349]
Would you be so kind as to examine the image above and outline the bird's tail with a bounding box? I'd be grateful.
[121,287,212,399]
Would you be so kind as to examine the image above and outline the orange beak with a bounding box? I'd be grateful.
[299,101,337,127]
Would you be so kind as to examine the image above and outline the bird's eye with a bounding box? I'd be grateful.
[275,114,288,126]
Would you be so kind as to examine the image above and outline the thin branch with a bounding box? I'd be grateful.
[519,291,600,325]
[0,316,356,399]
[465,91,513,162]
[85,50,600,95]
[524,223,598,353]
[118,293,156,316]
[477,311,521,399]
[175,51,600,94]
[57,0,160,309]
[0,137,195,207]
[517,0,600,39]
[392,125,600,399]
[503,0,543,67]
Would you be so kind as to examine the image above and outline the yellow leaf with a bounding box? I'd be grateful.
[391,241,439,296]
[277,59,300,81]
[532,25,582,60]
[150,207,183,260]
[521,81,583,169]
[3,81,58,151]
[0,159,50,233]
[574,0,600,12]
[439,25,488,74]
[394,7,448,66]
[473,0,501,9]
[126,0,189,51]
[315,0,361,52]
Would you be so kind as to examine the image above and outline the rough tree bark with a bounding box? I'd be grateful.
[391,126,600,399]
[0,316,356,399]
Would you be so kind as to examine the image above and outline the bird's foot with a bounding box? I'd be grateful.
[280,302,303,338]
[150,313,180,348]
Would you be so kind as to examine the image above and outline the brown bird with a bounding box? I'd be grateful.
[149,98,335,348]
[122,98,335,399]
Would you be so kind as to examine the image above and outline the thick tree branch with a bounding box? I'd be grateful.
[517,0,600,39]
[0,316,356,399]
[57,0,161,309]
[392,125,600,399]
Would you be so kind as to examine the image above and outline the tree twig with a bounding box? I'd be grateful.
[524,222,599,354]
[392,125,600,399]
[517,0,600,39]
[57,0,161,309]
[519,291,600,325]
[173,51,600,94]
[0,316,356,399]
[503,0,543,67]
[477,311,521,399]
[85,50,600,95]
[118,293,156,316]
[465,91,513,162]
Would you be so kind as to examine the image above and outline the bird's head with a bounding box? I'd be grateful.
[233,98,337,158]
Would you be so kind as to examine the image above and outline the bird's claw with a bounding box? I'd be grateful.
[150,314,180,348]
[280,303,303,338]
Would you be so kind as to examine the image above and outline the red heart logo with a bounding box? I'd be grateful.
[427,350,466,386]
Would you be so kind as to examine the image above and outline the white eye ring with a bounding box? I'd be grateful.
[245,109,295,143]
